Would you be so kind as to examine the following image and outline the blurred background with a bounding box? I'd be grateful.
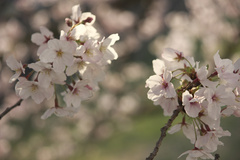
[0,0,240,159]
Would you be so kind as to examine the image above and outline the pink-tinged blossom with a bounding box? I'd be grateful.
[71,4,82,24]
[66,58,87,76]
[162,48,185,62]
[204,86,235,120]
[153,96,178,116]
[195,127,231,152]
[28,61,66,88]
[182,90,202,118]
[161,48,195,71]
[80,63,105,83]
[6,56,25,83]
[71,24,99,41]
[195,62,217,87]
[168,123,195,144]
[39,39,75,73]
[71,24,87,41]
[99,34,120,65]
[152,59,166,76]
[70,4,96,25]
[31,26,54,55]
[15,77,54,104]
[178,148,214,160]
[41,106,79,119]
[146,69,176,98]
[214,51,239,87]
[63,80,93,108]
[76,39,102,63]
[59,30,78,49]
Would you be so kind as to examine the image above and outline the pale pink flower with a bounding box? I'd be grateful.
[31,26,54,56]
[77,39,102,63]
[179,148,214,160]
[214,51,239,87]
[63,80,93,108]
[146,69,176,98]
[71,24,99,41]
[162,48,185,62]
[195,62,217,87]
[71,4,96,25]
[99,34,120,65]
[6,56,25,83]
[153,96,178,116]
[39,39,75,73]
[204,86,235,120]
[162,48,195,71]
[152,59,166,76]
[66,58,87,76]
[168,123,195,144]
[71,24,87,41]
[15,77,54,104]
[182,90,202,118]
[80,63,105,83]
[28,61,66,88]
[71,4,82,24]
[59,30,78,49]
[195,127,231,152]
[41,106,79,119]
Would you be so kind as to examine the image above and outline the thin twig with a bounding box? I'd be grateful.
[146,105,183,160]
[215,154,220,160]
[0,99,23,120]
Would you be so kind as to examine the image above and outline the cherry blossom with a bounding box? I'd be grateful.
[178,148,214,160]
[99,33,120,65]
[6,56,25,83]
[39,39,75,73]
[63,80,93,108]
[146,48,240,160]
[31,26,54,55]
[7,4,119,120]
[146,68,176,99]
[15,77,54,104]
[182,90,202,118]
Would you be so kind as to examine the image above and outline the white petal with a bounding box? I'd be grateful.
[48,39,60,50]
[66,64,78,76]
[153,59,165,75]
[62,53,74,66]
[39,49,56,63]
[41,108,56,119]
[40,26,53,37]
[53,58,65,73]
[9,71,21,83]
[31,33,45,45]
[6,56,20,70]
[32,91,46,104]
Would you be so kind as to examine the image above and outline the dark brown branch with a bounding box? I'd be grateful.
[215,154,220,160]
[0,99,23,120]
[146,105,183,160]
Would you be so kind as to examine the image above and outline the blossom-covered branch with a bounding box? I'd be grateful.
[6,4,119,119]
[145,48,240,160]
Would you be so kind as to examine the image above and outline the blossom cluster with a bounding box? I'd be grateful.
[6,4,119,119]
[146,48,240,160]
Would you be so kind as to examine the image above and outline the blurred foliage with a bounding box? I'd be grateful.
[0,0,240,160]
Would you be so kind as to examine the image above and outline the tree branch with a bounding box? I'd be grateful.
[0,99,23,120]
[146,105,183,160]
[215,154,220,160]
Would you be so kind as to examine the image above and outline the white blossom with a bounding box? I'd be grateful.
[6,56,25,83]
[39,39,75,73]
